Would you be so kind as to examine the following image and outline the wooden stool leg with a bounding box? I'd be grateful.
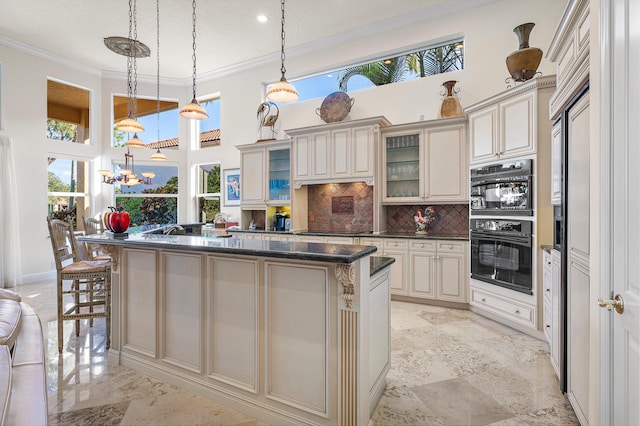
[105,273,111,350]
[74,279,80,337]
[58,276,64,353]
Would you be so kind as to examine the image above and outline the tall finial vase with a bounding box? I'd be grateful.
[439,80,463,118]
[506,22,543,82]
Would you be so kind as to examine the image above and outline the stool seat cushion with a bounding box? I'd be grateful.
[0,300,21,348]
[61,259,110,274]
[0,289,21,303]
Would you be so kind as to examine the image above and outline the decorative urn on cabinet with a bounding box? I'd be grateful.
[506,22,543,83]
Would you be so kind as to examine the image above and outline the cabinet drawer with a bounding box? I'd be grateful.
[409,240,436,251]
[360,238,383,248]
[324,236,354,245]
[436,240,467,253]
[383,239,408,249]
[470,288,535,327]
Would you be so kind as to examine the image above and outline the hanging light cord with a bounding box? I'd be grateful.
[126,0,134,119]
[190,0,198,100]
[132,0,139,119]
[156,0,161,143]
[279,0,287,79]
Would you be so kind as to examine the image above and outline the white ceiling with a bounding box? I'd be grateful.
[0,0,497,81]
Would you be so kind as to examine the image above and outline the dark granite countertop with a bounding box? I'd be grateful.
[370,256,395,277]
[79,233,376,264]
[226,229,468,241]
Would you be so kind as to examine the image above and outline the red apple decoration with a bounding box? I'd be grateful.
[106,206,130,233]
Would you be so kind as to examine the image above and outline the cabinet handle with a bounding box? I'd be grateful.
[546,288,550,292]
[481,298,486,302]
[546,324,550,328]
[515,310,521,314]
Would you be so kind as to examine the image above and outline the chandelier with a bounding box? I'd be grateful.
[266,0,299,103]
[98,149,155,186]
[105,0,148,135]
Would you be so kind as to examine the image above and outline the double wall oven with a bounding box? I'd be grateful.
[470,159,534,294]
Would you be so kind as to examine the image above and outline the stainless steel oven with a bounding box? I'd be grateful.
[470,159,533,216]
[470,218,533,294]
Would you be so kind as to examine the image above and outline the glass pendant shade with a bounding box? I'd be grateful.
[125,133,145,148]
[266,77,299,103]
[180,98,209,120]
[117,117,145,133]
[150,148,167,161]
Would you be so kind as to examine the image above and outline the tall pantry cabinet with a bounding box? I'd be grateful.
[547,0,591,424]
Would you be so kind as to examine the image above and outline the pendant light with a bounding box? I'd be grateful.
[111,0,147,133]
[266,0,299,103]
[180,0,208,120]
[151,0,167,161]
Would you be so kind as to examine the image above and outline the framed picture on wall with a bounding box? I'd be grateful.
[223,168,240,206]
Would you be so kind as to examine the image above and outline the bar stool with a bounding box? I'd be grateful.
[47,218,111,353]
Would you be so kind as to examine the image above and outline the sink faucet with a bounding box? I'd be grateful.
[163,224,184,235]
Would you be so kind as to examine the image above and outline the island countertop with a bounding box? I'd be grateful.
[79,233,376,264]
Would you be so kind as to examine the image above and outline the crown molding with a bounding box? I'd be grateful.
[0,34,102,77]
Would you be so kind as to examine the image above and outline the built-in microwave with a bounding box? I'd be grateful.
[470,159,533,216]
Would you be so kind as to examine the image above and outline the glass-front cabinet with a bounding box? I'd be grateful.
[268,148,290,202]
[382,117,468,204]
[384,132,421,201]
[238,139,291,209]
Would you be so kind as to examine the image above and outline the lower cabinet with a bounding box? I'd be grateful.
[543,248,561,379]
[362,237,468,303]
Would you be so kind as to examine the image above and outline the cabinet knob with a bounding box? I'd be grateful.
[546,288,550,292]
[546,324,550,328]
[481,298,486,302]
[515,310,521,314]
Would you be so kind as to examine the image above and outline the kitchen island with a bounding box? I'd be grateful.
[79,233,392,426]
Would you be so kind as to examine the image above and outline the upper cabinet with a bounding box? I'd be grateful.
[237,139,291,208]
[466,75,556,165]
[285,116,390,188]
[551,120,563,205]
[547,0,590,119]
[382,117,468,204]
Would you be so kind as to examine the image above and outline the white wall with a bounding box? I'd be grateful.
[0,0,565,282]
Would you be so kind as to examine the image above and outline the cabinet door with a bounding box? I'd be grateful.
[384,249,408,295]
[551,121,563,205]
[312,132,331,179]
[550,249,561,378]
[331,129,350,178]
[294,135,311,180]
[241,149,265,205]
[409,251,435,298]
[500,91,535,158]
[268,148,291,202]
[424,124,467,202]
[383,132,421,202]
[436,252,466,303]
[469,106,498,164]
[352,126,374,177]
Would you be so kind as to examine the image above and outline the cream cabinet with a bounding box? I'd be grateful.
[361,237,468,302]
[467,76,556,165]
[382,117,468,204]
[286,116,390,187]
[542,248,562,379]
[409,240,467,303]
[551,121,563,205]
[237,139,291,208]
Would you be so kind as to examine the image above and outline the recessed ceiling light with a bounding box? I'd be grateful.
[257,15,268,23]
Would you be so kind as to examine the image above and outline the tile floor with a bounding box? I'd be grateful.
[16,280,579,425]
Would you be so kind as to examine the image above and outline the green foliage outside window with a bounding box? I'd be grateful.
[47,119,77,142]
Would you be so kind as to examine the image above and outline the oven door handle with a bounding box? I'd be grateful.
[470,232,531,246]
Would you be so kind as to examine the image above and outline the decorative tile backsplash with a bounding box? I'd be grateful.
[307,183,374,233]
[386,204,469,234]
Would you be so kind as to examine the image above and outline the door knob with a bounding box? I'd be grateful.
[598,294,624,314]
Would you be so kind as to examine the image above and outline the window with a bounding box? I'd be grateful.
[113,95,180,148]
[114,163,179,226]
[281,39,464,102]
[47,157,90,230]
[196,164,221,222]
[47,80,91,144]
[199,96,221,149]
